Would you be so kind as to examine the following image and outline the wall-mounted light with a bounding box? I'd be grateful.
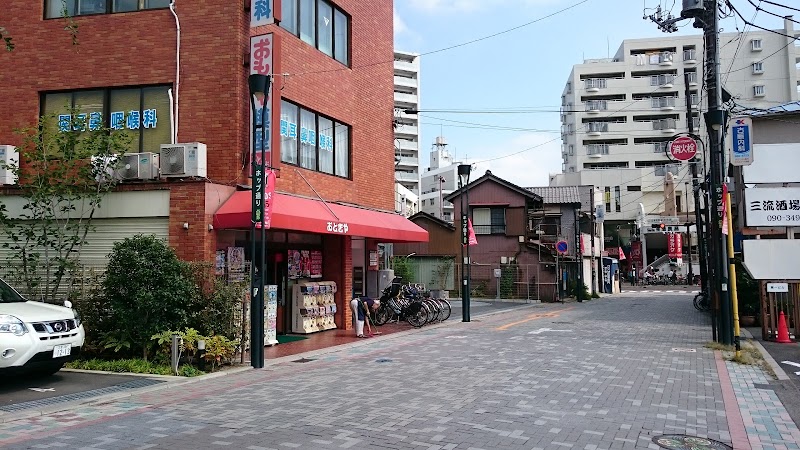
[183,222,189,230]
[208,224,214,231]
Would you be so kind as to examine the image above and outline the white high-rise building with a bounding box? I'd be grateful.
[394,50,421,196]
[552,18,800,224]
[420,136,460,223]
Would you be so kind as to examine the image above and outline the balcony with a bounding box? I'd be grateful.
[683,50,697,65]
[586,122,609,136]
[394,76,418,89]
[658,52,674,66]
[585,100,608,114]
[653,118,677,133]
[587,144,610,158]
[394,59,418,73]
[650,74,674,89]
[394,92,418,105]
[396,156,419,168]
[397,140,418,151]
[651,97,676,111]
[395,124,418,137]
[395,172,419,182]
[584,78,607,92]
[686,72,698,86]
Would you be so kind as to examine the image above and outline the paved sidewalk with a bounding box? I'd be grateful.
[0,294,796,449]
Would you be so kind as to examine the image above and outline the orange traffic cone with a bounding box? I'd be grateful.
[777,311,792,343]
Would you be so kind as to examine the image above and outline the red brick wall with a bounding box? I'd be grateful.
[324,235,353,329]
[1,0,395,265]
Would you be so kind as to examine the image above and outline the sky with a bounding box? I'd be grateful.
[392,0,791,188]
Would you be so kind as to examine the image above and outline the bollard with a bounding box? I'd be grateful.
[197,339,206,371]
[171,334,182,376]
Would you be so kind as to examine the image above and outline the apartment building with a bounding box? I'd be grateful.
[552,17,800,227]
[420,136,460,223]
[394,50,422,196]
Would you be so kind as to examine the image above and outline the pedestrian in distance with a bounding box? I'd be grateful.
[350,296,380,338]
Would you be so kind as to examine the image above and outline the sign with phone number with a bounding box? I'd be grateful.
[745,187,800,227]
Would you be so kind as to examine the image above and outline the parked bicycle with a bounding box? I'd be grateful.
[693,288,710,311]
[373,278,451,328]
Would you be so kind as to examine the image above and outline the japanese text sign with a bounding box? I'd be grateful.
[250,0,274,27]
[667,233,683,259]
[744,187,800,227]
[669,136,698,161]
[250,34,274,163]
[730,116,754,166]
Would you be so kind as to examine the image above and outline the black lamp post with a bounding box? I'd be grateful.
[457,164,472,322]
[248,73,270,369]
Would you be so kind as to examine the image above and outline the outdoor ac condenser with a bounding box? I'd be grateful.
[0,145,19,185]
[117,152,160,181]
[159,142,207,178]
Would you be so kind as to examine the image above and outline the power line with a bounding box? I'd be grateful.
[758,0,800,13]
[726,0,800,41]
[283,0,593,78]
[743,0,800,25]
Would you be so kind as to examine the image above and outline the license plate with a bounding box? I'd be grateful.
[52,344,71,358]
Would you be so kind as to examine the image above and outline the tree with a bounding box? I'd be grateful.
[3,1,79,52]
[103,235,197,360]
[0,112,130,301]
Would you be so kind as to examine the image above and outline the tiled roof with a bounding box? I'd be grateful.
[525,186,582,205]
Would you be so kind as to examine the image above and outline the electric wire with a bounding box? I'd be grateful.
[726,0,800,41]
[758,0,800,13]
[744,0,800,25]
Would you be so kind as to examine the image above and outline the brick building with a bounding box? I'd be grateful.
[0,0,426,334]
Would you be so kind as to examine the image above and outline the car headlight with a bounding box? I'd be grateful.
[73,310,81,328]
[0,315,28,336]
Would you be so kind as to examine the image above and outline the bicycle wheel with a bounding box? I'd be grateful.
[438,299,452,321]
[407,307,427,328]
[693,293,706,311]
[374,303,392,325]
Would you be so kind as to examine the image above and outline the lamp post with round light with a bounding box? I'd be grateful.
[457,164,472,322]
[248,73,270,369]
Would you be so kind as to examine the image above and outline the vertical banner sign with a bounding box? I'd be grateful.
[721,184,729,235]
[255,168,277,229]
[667,233,683,259]
[467,219,478,246]
[630,241,643,269]
[730,116,754,166]
[250,0,274,26]
[461,215,468,246]
[265,285,278,346]
[250,34,273,165]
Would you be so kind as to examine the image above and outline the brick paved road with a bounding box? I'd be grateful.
[1,294,743,449]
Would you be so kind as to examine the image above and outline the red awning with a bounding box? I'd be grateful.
[213,191,429,243]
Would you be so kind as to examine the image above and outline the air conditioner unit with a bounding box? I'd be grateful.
[0,145,19,185]
[159,142,207,178]
[117,152,160,180]
[90,154,120,184]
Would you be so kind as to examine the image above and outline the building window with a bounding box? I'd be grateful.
[753,85,766,97]
[683,48,696,61]
[280,99,351,178]
[473,207,506,235]
[751,39,762,51]
[627,185,641,192]
[42,86,171,153]
[614,186,621,212]
[45,0,170,18]
[604,187,611,213]
[676,195,682,213]
[752,62,764,74]
[281,0,350,66]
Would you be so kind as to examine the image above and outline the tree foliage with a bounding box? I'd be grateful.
[102,235,196,360]
[0,112,130,301]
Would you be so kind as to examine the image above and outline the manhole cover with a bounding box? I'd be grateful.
[375,358,393,363]
[652,435,732,450]
[291,358,315,363]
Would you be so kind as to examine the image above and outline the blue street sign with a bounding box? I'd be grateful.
[730,116,753,166]
[556,240,568,254]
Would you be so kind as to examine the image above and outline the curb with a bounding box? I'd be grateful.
[2,302,547,424]
[715,350,752,450]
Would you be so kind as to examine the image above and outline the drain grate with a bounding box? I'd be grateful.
[551,321,574,324]
[375,358,393,363]
[652,435,732,450]
[291,358,316,363]
[1,378,165,413]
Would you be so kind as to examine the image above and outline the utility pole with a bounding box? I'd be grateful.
[683,73,697,287]
[590,187,597,296]
[575,207,583,302]
[651,0,731,344]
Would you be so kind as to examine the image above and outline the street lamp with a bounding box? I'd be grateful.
[457,163,472,322]
[248,73,271,369]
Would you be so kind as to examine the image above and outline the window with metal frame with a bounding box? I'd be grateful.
[41,86,171,153]
[45,0,170,18]
[279,99,351,178]
[281,0,350,66]
[472,207,506,235]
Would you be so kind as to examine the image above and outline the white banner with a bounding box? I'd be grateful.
[744,187,800,227]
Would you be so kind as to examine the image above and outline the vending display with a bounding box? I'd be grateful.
[265,285,278,346]
[292,281,338,334]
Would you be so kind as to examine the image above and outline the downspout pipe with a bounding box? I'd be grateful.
[170,0,181,144]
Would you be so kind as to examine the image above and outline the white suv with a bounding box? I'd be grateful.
[0,277,85,376]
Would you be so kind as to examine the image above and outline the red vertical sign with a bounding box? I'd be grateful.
[255,169,276,229]
[630,241,643,269]
[667,233,683,259]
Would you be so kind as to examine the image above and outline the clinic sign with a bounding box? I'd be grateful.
[730,116,754,166]
[745,187,800,227]
[250,34,274,162]
[250,0,274,26]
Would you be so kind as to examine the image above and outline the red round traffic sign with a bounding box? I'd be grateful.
[668,136,698,161]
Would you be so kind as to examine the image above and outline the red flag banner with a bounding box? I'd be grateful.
[667,233,683,259]
[467,218,478,246]
[721,184,729,235]
[618,247,626,261]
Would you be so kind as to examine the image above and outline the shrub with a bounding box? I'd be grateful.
[103,235,196,360]
[204,335,238,371]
